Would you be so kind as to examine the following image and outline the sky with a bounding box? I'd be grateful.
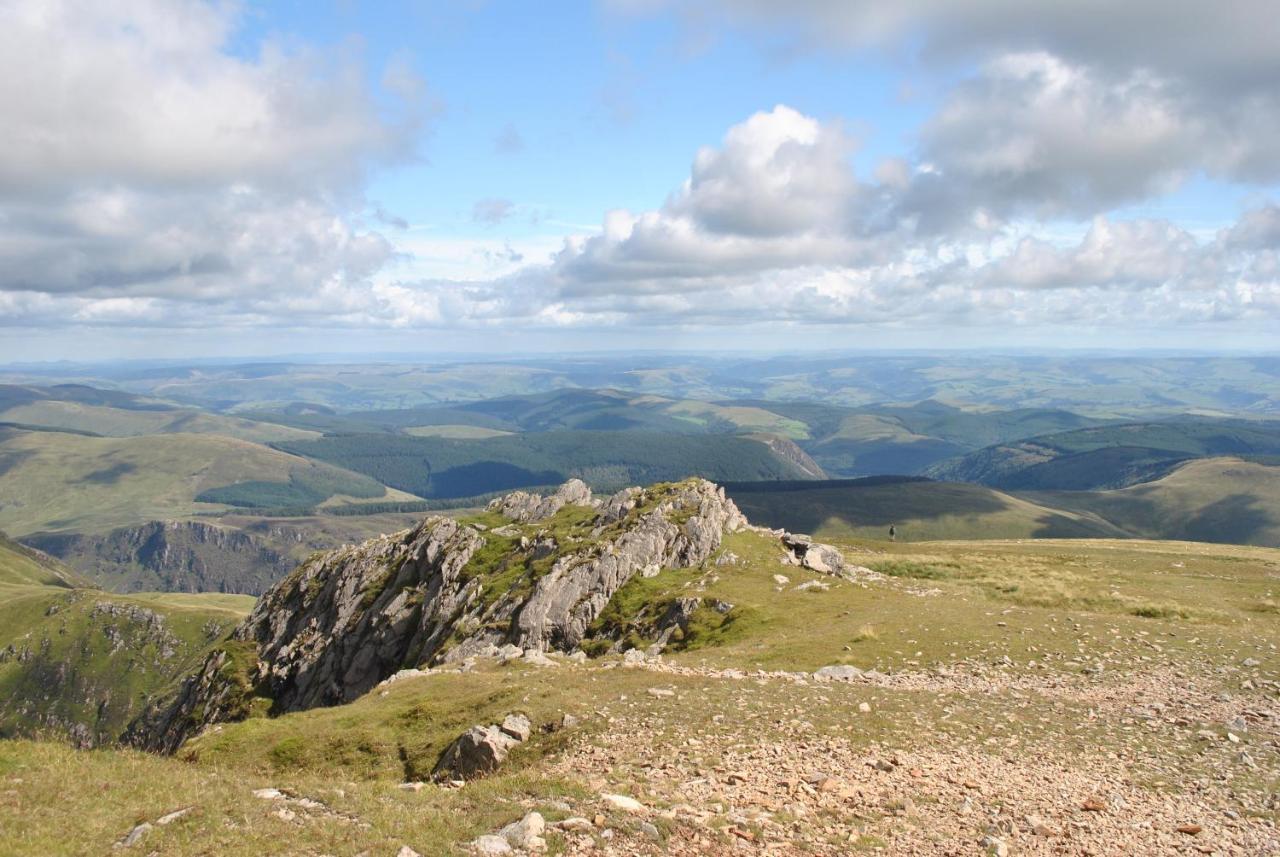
[1,0,1278,360]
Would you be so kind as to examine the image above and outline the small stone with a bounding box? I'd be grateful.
[1177,824,1204,836]
[118,823,152,848]
[499,811,546,850]
[640,821,661,840]
[772,574,790,585]
[858,702,872,713]
[980,834,1009,856]
[469,834,513,855]
[623,649,647,665]
[557,817,594,833]
[155,807,193,826]
[601,793,647,814]
[396,782,425,792]
[647,687,675,698]
[1082,796,1108,812]
[1026,814,1054,836]
[813,665,862,681]
[252,788,285,800]
[397,847,421,857]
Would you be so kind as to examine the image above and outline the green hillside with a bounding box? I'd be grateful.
[275,430,817,499]
[0,427,397,536]
[0,384,317,443]
[0,537,253,746]
[1025,457,1280,547]
[927,418,1280,489]
[251,391,1111,478]
[0,533,91,589]
[723,478,1126,541]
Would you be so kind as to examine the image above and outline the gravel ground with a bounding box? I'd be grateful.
[543,655,1280,855]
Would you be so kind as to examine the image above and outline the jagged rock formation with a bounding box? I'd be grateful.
[133,478,748,752]
[25,520,293,595]
[485,478,596,523]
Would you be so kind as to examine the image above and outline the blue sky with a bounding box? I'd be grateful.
[0,1,1277,359]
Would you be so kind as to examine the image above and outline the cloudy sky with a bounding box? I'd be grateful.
[2,0,1278,360]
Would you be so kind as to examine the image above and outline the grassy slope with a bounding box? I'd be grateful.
[1,530,1276,854]
[0,533,91,589]
[0,537,254,746]
[724,479,1128,542]
[1026,456,1280,547]
[0,400,319,443]
[0,429,400,536]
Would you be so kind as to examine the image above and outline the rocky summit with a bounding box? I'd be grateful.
[133,478,757,752]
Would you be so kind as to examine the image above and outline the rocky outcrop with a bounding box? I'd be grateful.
[26,520,293,595]
[485,478,595,523]
[133,478,746,751]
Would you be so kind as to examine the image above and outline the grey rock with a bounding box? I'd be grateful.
[500,713,532,742]
[469,834,514,855]
[487,479,595,524]
[433,725,520,781]
[118,822,152,848]
[814,665,863,681]
[498,811,546,850]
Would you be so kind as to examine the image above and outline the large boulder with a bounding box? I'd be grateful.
[433,724,520,781]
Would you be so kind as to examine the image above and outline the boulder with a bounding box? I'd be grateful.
[469,834,514,855]
[498,811,546,850]
[433,725,520,781]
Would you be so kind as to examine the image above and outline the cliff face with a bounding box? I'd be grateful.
[134,479,747,752]
[25,520,294,595]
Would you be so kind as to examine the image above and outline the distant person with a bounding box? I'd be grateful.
[888,525,896,542]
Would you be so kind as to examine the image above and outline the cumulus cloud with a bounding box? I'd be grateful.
[0,0,427,317]
[474,107,1280,332]
[619,1,1280,219]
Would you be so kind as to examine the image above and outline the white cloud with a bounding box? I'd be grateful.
[0,0,427,308]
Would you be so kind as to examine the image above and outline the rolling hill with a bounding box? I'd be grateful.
[251,390,1109,478]
[274,430,820,500]
[926,418,1280,490]
[0,427,401,536]
[0,383,317,443]
[723,477,1127,541]
[1024,457,1280,547]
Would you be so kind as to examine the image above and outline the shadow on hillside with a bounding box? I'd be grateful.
[1179,493,1273,545]
[724,479,1006,536]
